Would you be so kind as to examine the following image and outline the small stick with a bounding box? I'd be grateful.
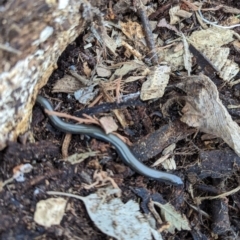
[136,1,158,66]
[62,133,72,158]
[45,109,100,125]
[0,43,22,55]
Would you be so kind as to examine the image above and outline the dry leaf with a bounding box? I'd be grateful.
[162,143,176,170]
[223,16,240,26]
[162,48,184,71]
[163,144,176,155]
[232,40,240,53]
[157,18,179,34]
[222,4,240,14]
[161,157,176,170]
[52,74,83,93]
[110,60,146,81]
[153,201,191,234]
[152,144,176,170]
[151,154,170,168]
[47,188,163,240]
[125,76,145,83]
[219,59,239,81]
[201,47,229,71]
[177,75,240,157]
[102,32,118,56]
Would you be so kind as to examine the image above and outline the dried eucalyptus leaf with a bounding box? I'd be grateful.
[110,60,146,81]
[177,75,240,157]
[52,74,83,93]
[47,188,163,240]
[155,202,191,233]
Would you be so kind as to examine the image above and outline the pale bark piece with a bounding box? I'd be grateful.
[219,59,239,82]
[189,27,234,47]
[99,116,118,134]
[96,65,112,77]
[34,198,67,228]
[0,0,94,149]
[188,27,239,81]
[175,10,192,19]
[161,47,184,71]
[200,47,230,71]
[177,75,240,157]
[140,65,171,101]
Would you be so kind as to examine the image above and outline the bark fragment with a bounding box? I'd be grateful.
[0,0,92,149]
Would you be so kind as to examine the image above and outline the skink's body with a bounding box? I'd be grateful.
[36,95,183,185]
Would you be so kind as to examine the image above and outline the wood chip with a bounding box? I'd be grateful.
[99,116,118,134]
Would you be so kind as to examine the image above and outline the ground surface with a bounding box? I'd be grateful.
[1,0,240,239]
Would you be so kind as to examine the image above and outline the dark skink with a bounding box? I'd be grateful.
[36,95,183,185]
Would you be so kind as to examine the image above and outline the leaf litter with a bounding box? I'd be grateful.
[47,187,163,240]
[176,74,240,157]
[39,2,240,239]
[3,0,240,239]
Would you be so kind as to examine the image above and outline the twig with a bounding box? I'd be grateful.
[115,77,122,103]
[62,133,72,158]
[45,109,100,125]
[149,1,178,20]
[137,1,158,65]
[198,10,240,29]
[82,170,121,197]
[0,43,22,55]
[68,69,90,86]
[148,199,163,225]
[195,185,240,203]
[88,93,103,108]
[121,40,143,59]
